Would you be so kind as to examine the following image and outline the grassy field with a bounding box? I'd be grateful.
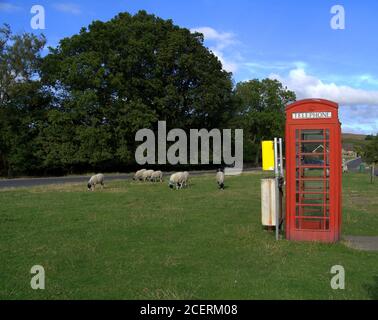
[0,172,377,300]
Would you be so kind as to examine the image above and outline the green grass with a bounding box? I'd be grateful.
[0,172,377,300]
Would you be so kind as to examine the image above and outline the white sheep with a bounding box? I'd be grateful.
[216,169,225,190]
[182,171,190,188]
[169,172,185,190]
[142,170,155,182]
[87,173,105,191]
[133,169,146,181]
[151,170,163,182]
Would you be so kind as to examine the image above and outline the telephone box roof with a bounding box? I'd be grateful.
[286,99,338,112]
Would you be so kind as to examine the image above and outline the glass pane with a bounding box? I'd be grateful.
[296,180,330,192]
[295,128,331,231]
[300,129,324,141]
[296,205,324,216]
[300,154,329,166]
[296,168,329,178]
[301,142,329,153]
[296,193,329,205]
[296,218,329,230]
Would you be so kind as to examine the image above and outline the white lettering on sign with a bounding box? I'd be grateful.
[292,112,332,120]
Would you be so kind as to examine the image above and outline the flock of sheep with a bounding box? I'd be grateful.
[133,169,164,183]
[87,169,225,191]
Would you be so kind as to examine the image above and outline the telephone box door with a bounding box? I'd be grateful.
[285,99,342,242]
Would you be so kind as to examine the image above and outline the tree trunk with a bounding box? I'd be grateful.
[7,167,13,179]
[1,154,9,177]
[371,163,375,184]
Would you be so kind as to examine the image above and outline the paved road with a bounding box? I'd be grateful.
[0,168,259,189]
[344,236,378,251]
[0,174,132,190]
[346,157,378,175]
[346,157,362,171]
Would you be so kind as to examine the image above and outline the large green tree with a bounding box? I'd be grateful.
[0,24,48,177]
[234,79,296,165]
[364,134,378,164]
[363,134,378,182]
[40,11,235,172]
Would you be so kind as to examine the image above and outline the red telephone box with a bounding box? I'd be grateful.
[285,99,342,242]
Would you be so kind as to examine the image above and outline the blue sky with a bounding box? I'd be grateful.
[1,0,378,134]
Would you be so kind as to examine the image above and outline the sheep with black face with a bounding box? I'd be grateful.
[169,172,186,190]
[87,174,105,191]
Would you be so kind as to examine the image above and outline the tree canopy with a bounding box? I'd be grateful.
[0,11,296,176]
[0,24,48,176]
[364,135,378,164]
[234,79,296,164]
[38,11,235,173]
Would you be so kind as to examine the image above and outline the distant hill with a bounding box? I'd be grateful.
[342,133,367,141]
[342,133,368,153]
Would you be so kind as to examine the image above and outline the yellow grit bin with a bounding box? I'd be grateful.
[262,141,275,171]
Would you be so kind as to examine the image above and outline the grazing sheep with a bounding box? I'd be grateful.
[169,172,185,190]
[133,169,146,181]
[151,170,163,182]
[216,169,225,190]
[87,173,105,191]
[182,171,190,188]
[142,170,155,182]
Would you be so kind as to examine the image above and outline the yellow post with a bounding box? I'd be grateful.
[262,141,275,171]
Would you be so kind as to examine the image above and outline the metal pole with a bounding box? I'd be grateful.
[279,138,284,237]
[274,138,279,176]
[274,138,279,240]
[279,138,284,178]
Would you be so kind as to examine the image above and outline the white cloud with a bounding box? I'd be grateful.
[191,26,240,73]
[191,27,237,50]
[339,105,378,134]
[269,67,378,134]
[53,3,81,15]
[355,74,378,87]
[211,49,239,73]
[245,61,307,72]
[270,68,378,106]
[0,2,22,12]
